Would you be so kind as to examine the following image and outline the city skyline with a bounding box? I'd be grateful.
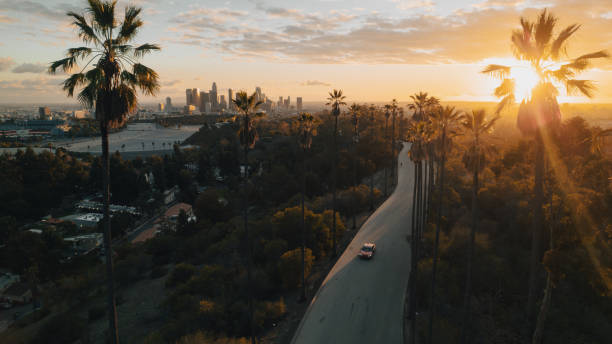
[0,0,612,104]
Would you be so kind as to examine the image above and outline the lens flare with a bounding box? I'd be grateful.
[510,65,540,102]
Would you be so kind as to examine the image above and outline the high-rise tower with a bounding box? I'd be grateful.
[185,89,192,106]
[211,82,218,111]
[297,97,303,111]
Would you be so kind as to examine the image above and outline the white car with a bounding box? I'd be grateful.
[358,242,376,259]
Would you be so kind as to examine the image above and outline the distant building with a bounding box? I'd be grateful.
[211,82,218,111]
[186,89,193,106]
[297,97,303,111]
[220,95,226,110]
[228,88,234,111]
[200,91,210,111]
[163,202,195,231]
[255,87,262,102]
[165,97,172,112]
[38,107,51,120]
[191,88,200,109]
[64,233,103,256]
[184,104,196,115]
[158,103,165,112]
[163,185,180,205]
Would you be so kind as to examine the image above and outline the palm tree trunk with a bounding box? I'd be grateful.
[409,160,419,344]
[527,134,544,332]
[461,154,479,344]
[428,128,447,344]
[332,115,338,257]
[370,122,375,211]
[384,117,389,196]
[352,122,357,229]
[243,116,256,344]
[391,114,396,183]
[300,147,307,302]
[101,122,119,344]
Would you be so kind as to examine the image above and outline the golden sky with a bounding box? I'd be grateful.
[0,0,611,104]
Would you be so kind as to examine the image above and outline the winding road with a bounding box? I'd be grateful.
[291,143,414,344]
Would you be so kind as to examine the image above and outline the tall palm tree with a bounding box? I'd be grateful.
[383,105,391,196]
[294,113,318,302]
[428,105,462,344]
[49,1,159,342]
[482,9,609,329]
[406,120,430,344]
[326,89,346,257]
[390,99,399,182]
[459,110,499,344]
[348,103,361,229]
[368,104,377,211]
[232,90,263,344]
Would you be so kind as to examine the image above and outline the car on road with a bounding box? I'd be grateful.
[358,242,376,259]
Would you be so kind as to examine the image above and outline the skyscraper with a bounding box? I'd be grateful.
[297,97,303,111]
[192,88,200,109]
[255,86,262,102]
[211,82,218,111]
[186,89,192,106]
[166,97,172,109]
[200,91,209,112]
[220,95,226,110]
[228,88,233,111]
[38,107,51,120]
[158,103,165,112]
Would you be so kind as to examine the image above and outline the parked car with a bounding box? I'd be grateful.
[358,242,376,259]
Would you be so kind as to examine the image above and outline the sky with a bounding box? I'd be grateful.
[0,0,611,105]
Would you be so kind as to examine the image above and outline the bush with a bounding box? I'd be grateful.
[151,265,169,279]
[166,263,197,288]
[31,313,86,344]
[279,248,314,289]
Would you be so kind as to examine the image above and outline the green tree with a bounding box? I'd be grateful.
[482,9,609,335]
[49,1,160,341]
[326,89,346,257]
[279,248,314,290]
[232,90,263,344]
[348,103,361,229]
[459,109,499,343]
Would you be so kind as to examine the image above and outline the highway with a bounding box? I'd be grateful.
[291,143,414,344]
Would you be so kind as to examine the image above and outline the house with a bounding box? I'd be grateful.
[163,185,180,205]
[2,282,32,304]
[162,203,195,231]
[64,233,103,256]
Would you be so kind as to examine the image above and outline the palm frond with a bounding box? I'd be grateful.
[574,50,610,61]
[68,47,94,60]
[133,43,161,58]
[62,73,86,97]
[67,11,100,45]
[133,63,159,96]
[87,0,117,35]
[566,79,595,98]
[494,78,515,98]
[48,57,77,74]
[534,9,556,51]
[550,24,580,59]
[116,6,142,43]
[482,64,511,79]
[77,82,97,108]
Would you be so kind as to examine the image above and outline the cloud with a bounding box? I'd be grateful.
[162,79,181,87]
[393,0,436,11]
[0,77,64,92]
[0,0,79,22]
[301,80,331,86]
[0,57,15,71]
[12,63,46,73]
[0,13,17,23]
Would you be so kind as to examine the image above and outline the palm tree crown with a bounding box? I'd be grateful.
[295,113,319,150]
[482,9,609,129]
[233,91,264,149]
[327,89,347,117]
[461,110,499,172]
[49,0,160,127]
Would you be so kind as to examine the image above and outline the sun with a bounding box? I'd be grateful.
[510,64,541,102]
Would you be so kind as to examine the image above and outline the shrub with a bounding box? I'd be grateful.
[88,305,106,322]
[166,263,197,288]
[278,248,314,289]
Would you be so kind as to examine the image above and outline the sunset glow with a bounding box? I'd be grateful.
[510,62,541,102]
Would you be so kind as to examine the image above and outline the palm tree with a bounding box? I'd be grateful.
[428,105,462,344]
[390,99,399,183]
[326,89,346,257]
[232,90,263,344]
[459,110,499,344]
[406,119,430,344]
[49,2,159,342]
[383,105,391,196]
[368,104,377,211]
[294,112,318,302]
[584,128,612,155]
[482,9,609,329]
[348,103,361,229]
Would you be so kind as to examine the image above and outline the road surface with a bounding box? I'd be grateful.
[291,143,414,344]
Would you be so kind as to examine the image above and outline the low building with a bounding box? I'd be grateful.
[64,233,103,256]
[163,185,180,205]
[163,202,195,231]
